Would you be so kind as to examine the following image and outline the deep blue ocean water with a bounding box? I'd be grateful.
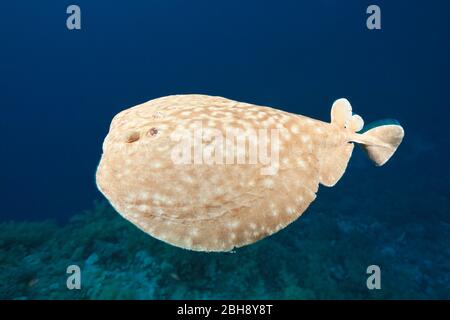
[0,1,449,299]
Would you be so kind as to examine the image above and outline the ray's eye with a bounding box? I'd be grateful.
[148,127,158,136]
[125,131,140,143]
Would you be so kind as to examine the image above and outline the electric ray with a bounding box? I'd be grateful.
[96,94,404,252]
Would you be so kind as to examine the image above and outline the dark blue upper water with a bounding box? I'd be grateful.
[1,0,448,221]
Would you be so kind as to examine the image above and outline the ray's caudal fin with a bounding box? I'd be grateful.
[331,98,405,167]
[353,119,404,166]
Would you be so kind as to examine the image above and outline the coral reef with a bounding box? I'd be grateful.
[0,167,449,300]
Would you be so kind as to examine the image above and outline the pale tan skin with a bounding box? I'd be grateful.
[96,95,404,252]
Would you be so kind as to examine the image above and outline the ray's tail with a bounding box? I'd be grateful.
[331,98,405,166]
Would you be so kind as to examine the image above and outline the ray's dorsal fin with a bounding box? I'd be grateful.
[331,98,365,131]
[320,98,364,187]
[348,114,364,132]
[331,98,353,127]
